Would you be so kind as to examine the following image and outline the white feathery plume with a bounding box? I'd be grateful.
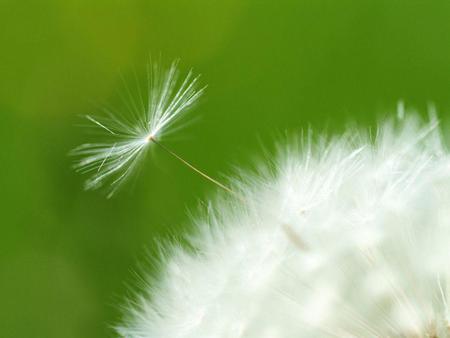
[116,112,450,337]
[71,61,206,197]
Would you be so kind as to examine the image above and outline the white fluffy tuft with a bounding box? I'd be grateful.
[71,61,204,197]
[117,114,450,338]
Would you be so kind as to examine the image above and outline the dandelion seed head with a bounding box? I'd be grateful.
[71,60,205,197]
[117,112,450,338]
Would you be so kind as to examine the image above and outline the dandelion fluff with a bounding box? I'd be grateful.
[117,114,450,337]
[71,61,205,197]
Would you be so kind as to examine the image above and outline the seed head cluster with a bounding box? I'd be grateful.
[116,114,450,338]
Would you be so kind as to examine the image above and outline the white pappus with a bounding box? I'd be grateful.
[71,60,205,197]
[115,112,450,337]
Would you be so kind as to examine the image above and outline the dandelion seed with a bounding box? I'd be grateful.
[71,61,236,198]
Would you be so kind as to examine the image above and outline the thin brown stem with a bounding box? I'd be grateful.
[149,136,243,200]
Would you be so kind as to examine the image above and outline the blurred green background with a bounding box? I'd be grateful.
[1,1,450,337]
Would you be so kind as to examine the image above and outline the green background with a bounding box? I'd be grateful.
[1,1,450,337]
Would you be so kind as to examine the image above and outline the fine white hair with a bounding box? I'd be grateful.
[116,113,450,338]
[71,61,204,197]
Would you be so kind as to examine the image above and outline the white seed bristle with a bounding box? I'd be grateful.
[71,61,205,197]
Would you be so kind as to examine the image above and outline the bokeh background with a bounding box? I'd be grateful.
[2,1,450,337]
